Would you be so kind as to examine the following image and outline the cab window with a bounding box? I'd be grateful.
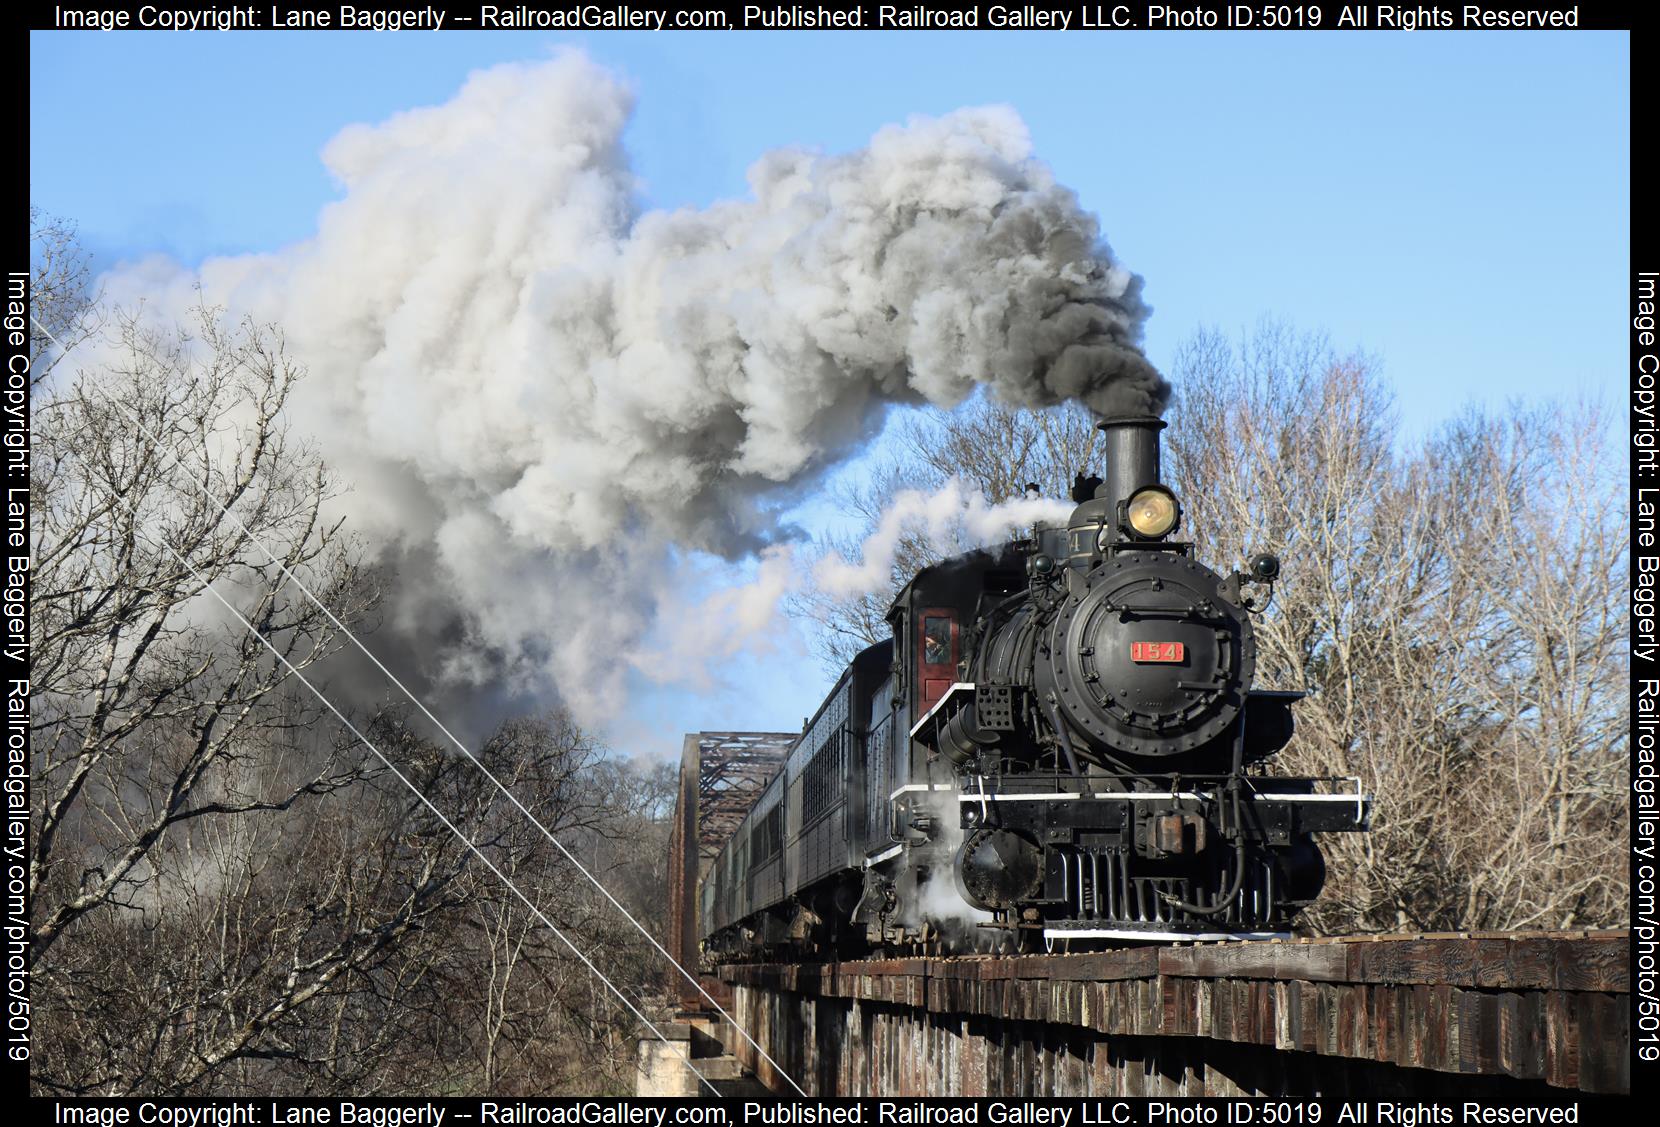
[922,616,951,664]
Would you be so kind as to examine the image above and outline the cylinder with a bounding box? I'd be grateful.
[1095,416,1165,510]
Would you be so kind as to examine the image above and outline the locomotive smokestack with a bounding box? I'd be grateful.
[1095,416,1165,512]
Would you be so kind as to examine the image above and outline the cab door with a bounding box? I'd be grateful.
[915,607,958,712]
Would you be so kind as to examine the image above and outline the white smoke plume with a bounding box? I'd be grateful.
[91,51,1162,728]
[813,479,1074,602]
[631,482,1073,689]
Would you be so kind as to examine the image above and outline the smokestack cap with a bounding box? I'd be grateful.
[1094,415,1166,433]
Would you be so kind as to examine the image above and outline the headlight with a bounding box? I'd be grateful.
[1126,487,1180,538]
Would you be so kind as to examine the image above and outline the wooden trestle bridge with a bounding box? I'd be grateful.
[654,732,1631,1097]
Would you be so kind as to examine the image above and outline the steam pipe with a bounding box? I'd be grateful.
[1040,694,1085,780]
[1160,789,1248,917]
[1162,722,1250,918]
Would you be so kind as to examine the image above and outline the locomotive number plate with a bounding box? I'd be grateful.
[1130,642,1185,663]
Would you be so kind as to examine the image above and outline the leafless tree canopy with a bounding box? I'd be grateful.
[1164,325,1627,932]
[795,321,1628,933]
[29,218,681,1096]
[28,208,97,383]
[790,396,1105,670]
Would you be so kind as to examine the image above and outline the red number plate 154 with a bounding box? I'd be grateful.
[1130,642,1185,663]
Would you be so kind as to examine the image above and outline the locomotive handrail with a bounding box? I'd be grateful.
[887,782,955,801]
[907,681,976,738]
[947,779,1370,829]
[1244,774,1370,825]
[955,790,1208,802]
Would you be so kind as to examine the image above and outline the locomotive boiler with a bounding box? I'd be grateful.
[700,416,1370,957]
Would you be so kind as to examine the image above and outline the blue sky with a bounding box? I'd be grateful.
[30,30,1631,755]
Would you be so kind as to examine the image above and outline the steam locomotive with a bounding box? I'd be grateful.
[699,417,1370,957]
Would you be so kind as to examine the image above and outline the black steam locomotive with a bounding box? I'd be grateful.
[699,417,1370,957]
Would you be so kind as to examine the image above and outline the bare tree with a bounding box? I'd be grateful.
[449,715,667,1094]
[26,299,428,1092]
[31,307,373,956]
[29,208,99,383]
[899,395,1104,506]
[1418,405,1628,929]
[1162,324,1626,932]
